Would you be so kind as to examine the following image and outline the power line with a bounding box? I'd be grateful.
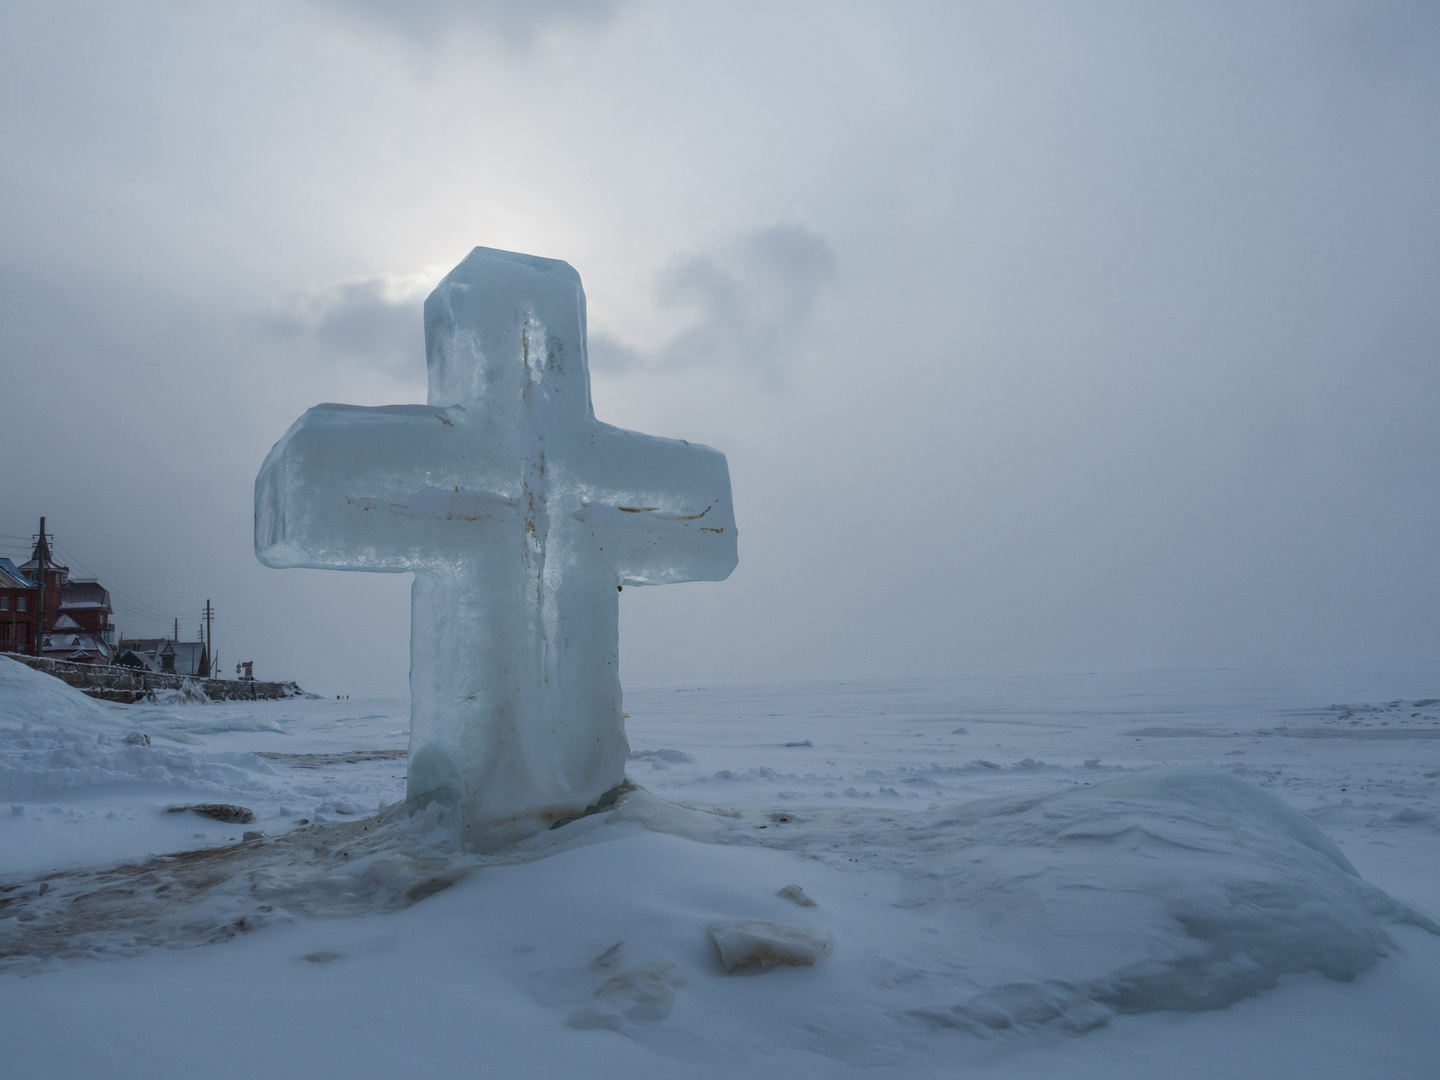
[103,594,203,621]
[50,541,205,622]
[105,595,202,621]
[111,605,203,627]
[4,530,211,634]
[51,544,173,609]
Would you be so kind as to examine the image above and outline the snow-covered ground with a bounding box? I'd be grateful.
[3,655,1439,1079]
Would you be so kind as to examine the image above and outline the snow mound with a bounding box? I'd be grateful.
[618,769,1440,1027]
[0,657,123,734]
[0,658,275,802]
[0,731,279,803]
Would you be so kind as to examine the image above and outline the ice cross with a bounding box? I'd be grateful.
[256,247,737,850]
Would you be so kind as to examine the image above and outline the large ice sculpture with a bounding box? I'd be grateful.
[255,248,738,850]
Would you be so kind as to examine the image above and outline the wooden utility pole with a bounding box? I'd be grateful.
[32,517,46,657]
[203,600,214,678]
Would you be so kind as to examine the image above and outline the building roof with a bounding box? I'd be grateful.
[18,556,67,576]
[19,531,64,577]
[116,637,208,675]
[0,558,34,591]
[51,613,82,631]
[59,579,111,612]
[122,637,204,654]
[41,628,111,659]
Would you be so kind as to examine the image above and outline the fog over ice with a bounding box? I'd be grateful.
[1,1,1437,695]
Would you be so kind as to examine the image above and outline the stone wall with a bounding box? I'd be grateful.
[3,653,306,704]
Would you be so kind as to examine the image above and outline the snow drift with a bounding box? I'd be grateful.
[0,656,125,735]
[0,656,276,803]
[613,770,1440,1032]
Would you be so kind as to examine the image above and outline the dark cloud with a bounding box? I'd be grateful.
[589,225,837,375]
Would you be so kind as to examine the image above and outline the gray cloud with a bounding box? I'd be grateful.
[314,0,619,46]
[267,225,836,381]
[589,225,837,375]
[263,275,429,376]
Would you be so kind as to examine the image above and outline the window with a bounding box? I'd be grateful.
[17,597,25,612]
[0,596,7,611]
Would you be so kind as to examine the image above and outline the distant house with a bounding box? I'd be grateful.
[116,637,209,677]
[41,612,115,663]
[57,578,115,640]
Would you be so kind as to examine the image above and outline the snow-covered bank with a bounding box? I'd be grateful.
[0,658,279,805]
[3,657,1440,1078]
[0,657,407,874]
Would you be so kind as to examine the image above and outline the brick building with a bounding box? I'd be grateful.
[0,557,37,653]
[2,520,116,663]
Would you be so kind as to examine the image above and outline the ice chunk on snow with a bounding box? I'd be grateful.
[255,247,737,851]
[145,684,209,705]
[776,883,817,906]
[709,920,832,972]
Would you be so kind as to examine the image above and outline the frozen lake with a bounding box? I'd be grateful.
[3,658,1438,1078]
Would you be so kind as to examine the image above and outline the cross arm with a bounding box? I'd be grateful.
[256,403,512,573]
[568,423,738,586]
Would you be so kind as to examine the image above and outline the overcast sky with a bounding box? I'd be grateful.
[2,1,1438,696]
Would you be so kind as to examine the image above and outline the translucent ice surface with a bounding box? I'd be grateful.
[256,248,737,849]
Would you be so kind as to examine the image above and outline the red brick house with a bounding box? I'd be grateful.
[4,521,116,663]
[0,557,37,654]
